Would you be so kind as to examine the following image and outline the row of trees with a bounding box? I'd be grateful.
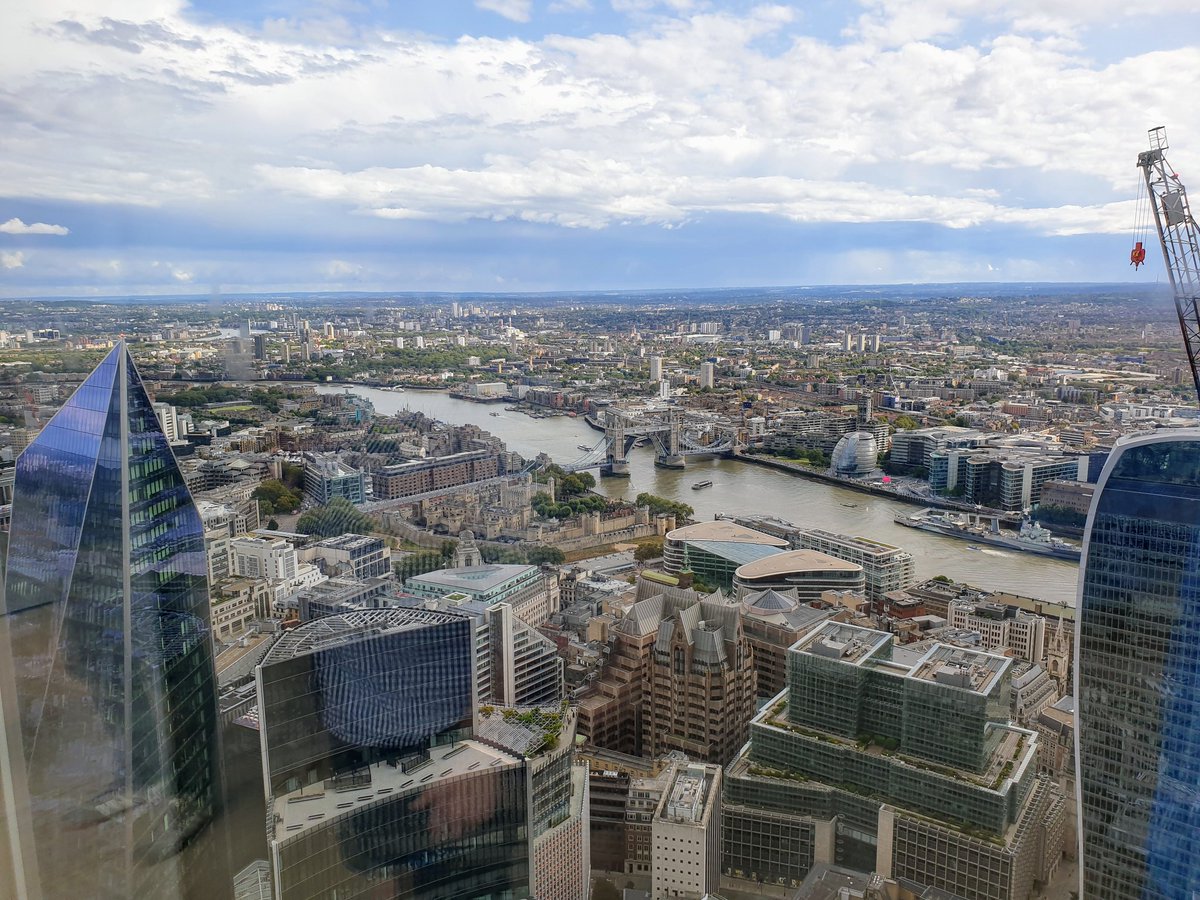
[635,492,693,521]
[532,491,608,520]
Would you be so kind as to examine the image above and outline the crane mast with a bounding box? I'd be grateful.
[1138,126,1200,403]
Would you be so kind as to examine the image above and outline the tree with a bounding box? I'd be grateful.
[266,518,279,531]
[252,479,302,514]
[527,545,566,566]
[280,462,305,490]
[893,414,920,430]
[634,538,664,562]
[296,497,377,538]
[635,492,694,521]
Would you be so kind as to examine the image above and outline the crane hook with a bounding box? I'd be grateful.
[1131,241,1146,269]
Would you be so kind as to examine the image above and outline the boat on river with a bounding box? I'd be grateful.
[692,480,713,490]
[894,508,1080,561]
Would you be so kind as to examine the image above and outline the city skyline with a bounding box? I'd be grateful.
[2,2,1199,296]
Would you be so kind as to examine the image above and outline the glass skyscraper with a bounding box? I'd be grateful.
[257,608,539,899]
[0,343,228,899]
[1076,431,1200,898]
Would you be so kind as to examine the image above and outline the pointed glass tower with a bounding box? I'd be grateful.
[1,343,227,899]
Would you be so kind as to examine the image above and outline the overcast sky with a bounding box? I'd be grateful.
[1,0,1198,297]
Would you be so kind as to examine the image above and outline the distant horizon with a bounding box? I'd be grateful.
[0,279,1174,306]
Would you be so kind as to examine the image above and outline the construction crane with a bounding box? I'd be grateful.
[1135,126,1200,402]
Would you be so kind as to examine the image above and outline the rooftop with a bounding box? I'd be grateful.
[261,607,464,665]
[735,549,862,580]
[408,563,538,594]
[686,539,784,567]
[666,519,789,547]
[909,644,1011,696]
[271,739,520,841]
[794,621,892,666]
[659,764,715,825]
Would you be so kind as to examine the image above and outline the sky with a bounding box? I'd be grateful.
[1,0,1199,297]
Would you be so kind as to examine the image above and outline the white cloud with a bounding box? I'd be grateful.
[0,0,1197,268]
[324,258,365,277]
[1,251,26,269]
[171,268,193,282]
[549,0,592,12]
[475,0,533,23]
[0,217,69,235]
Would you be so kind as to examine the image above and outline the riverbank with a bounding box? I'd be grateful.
[316,384,1079,603]
[734,453,1019,519]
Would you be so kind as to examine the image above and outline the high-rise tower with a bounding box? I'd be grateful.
[1076,431,1200,897]
[0,343,228,899]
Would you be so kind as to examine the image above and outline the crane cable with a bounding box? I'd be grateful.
[1131,169,1151,269]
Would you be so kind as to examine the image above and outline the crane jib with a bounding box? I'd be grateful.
[1137,127,1200,405]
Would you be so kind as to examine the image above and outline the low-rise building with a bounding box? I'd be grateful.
[947,599,1047,662]
[651,763,723,900]
[663,519,788,591]
[732,550,864,602]
[304,533,391,579]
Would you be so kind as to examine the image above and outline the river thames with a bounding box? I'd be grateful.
[316,385,1080,605]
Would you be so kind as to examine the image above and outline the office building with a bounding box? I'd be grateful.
[722,621,1065,899]
[257,607,587,900]
[1076,432,1200,897]
[948,599,1046,662]
[577,579,756,766]
[372,448,502,500]
[663,519,788,591]
[0,342,229,898]
[404,562,559,626]
[397,592,564,708]
[930,448,1084,511]
[651,763,723,900]
[889,426,983,472]
[303,533,391,579]
[739,587,840,698]
[732,549,865,602]
[231,535,299,581]
[302,453,368,505]
[792,529,916,606]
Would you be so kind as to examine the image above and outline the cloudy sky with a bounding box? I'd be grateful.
[1,0,1198,297]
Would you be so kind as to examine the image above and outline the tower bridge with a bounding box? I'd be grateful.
[560,405,743,475]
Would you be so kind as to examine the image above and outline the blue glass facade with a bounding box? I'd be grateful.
[257,609,536,899]
[0,344,228,898]
[1077,433,1200,898]
[258,609,476,795]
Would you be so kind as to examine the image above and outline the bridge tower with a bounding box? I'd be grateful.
[655,408,686,469]
[605,408,631,477]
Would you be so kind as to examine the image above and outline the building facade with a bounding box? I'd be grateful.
[732,549,865,602]
[0,343,229,898]
[302,453,368,505]
[792,529,916,605]
[651,763,723,900]
[257,608,591,900]
[1076,431,1200,898]
[722,621,1065,899]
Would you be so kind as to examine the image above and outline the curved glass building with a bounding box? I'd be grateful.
[0,343,228,899]
[830,431,877,477]
[1076,431,1200,898]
